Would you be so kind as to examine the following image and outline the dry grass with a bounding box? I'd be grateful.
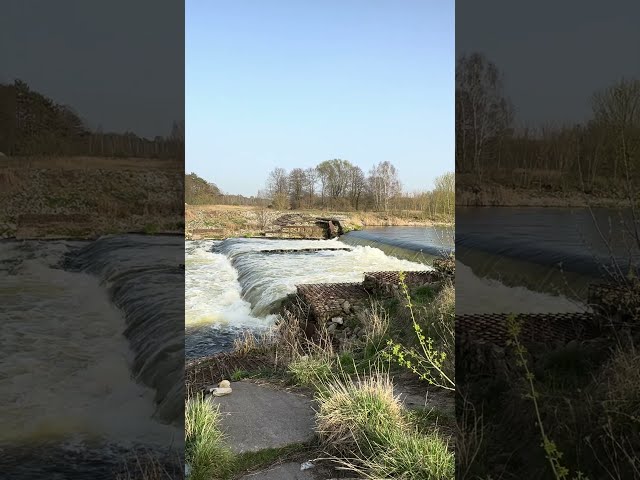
[315,368,454,479]
[455,394,487,480]
[455,170,634,207]
[360,301,391,354]
[185,395,234,480]
[315,370,407,454]
[115,451,181,480]
[185,204,448,239]
[600,341,640,424]
[1,155,182,171]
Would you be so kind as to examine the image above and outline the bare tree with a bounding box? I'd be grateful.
[433,172,455,217]
[348,165,366,210]
[304,167,318,207]
[288,168,307,209]
[592,78,640,182]
[368,161,401,211]
[266,167,289,197]
[456,52,513,179]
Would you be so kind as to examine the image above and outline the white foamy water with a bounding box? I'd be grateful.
[455,261,586,314]
[185,237,429,358]
[0,241,179,447]
[185,240,274,358]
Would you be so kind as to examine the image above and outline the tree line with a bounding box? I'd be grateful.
[260,159,454,217]
[185,164,454,219]
[456,52,640,192]
[0,80,184,159]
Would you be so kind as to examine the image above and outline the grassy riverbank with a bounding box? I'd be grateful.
[186,204,453,240]
[456,172,637,207]
[185,261,456,479]
[0,156,184,239]
[458,281,640,479]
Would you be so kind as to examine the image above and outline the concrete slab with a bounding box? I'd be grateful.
[239,462,318,480]
[208,381,316,453]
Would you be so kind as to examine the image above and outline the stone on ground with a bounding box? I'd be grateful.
[208,381,316,453]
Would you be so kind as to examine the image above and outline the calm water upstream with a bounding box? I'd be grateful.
[339,226,454,263]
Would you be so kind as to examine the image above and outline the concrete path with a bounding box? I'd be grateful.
[239,462,318,480]
[239,461,360,480]
[208,381,316,453]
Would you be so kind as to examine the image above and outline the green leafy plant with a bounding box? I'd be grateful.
[185,395,234,480]
[385,271,454,390]
[505,314,587,480]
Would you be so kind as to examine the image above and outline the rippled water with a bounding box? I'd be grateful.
[185,237,429,359]
[0,236,183,478]
[455,207,640,310]
[340,226,454,263]
[457,207,639,295]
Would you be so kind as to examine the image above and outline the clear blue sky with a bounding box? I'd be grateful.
[187,0,454,197]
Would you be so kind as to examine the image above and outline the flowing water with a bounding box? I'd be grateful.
[185,210,633,358]
[1,235,183,478]
[339,225,454,263]
[456,207,639,312]
[185,235,432,360]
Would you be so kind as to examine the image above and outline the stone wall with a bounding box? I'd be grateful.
[363,270,443,298]
[296,282,371,323]
[456,312,598,348]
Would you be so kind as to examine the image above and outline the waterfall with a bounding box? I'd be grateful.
[64,235,184,426]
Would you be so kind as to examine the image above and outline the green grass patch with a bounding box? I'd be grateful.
[315,371,454,479]
[405,406,456,434]
[230,369,251,381]
[288,355,333,388]
[412,284,438,304]
[363,427,454,480]
[143,223,159,234]
[337,352,358,375]
[185,395,234,480]
[229,443,311,477]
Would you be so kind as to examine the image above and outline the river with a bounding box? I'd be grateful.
[1,235,183,478]
[185,232,437,360]
[185,210,637,357]
[456,207,639,312]
[186,222,611,359]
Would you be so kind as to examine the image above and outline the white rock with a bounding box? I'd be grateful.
[207,387,233,397]
[331,317,343,324]
[300,461,315,470]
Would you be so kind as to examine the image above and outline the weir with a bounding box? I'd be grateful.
[258,246,352,254]
[457,283,639,365]
[264,224,326,239]
[65,235,184,425]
